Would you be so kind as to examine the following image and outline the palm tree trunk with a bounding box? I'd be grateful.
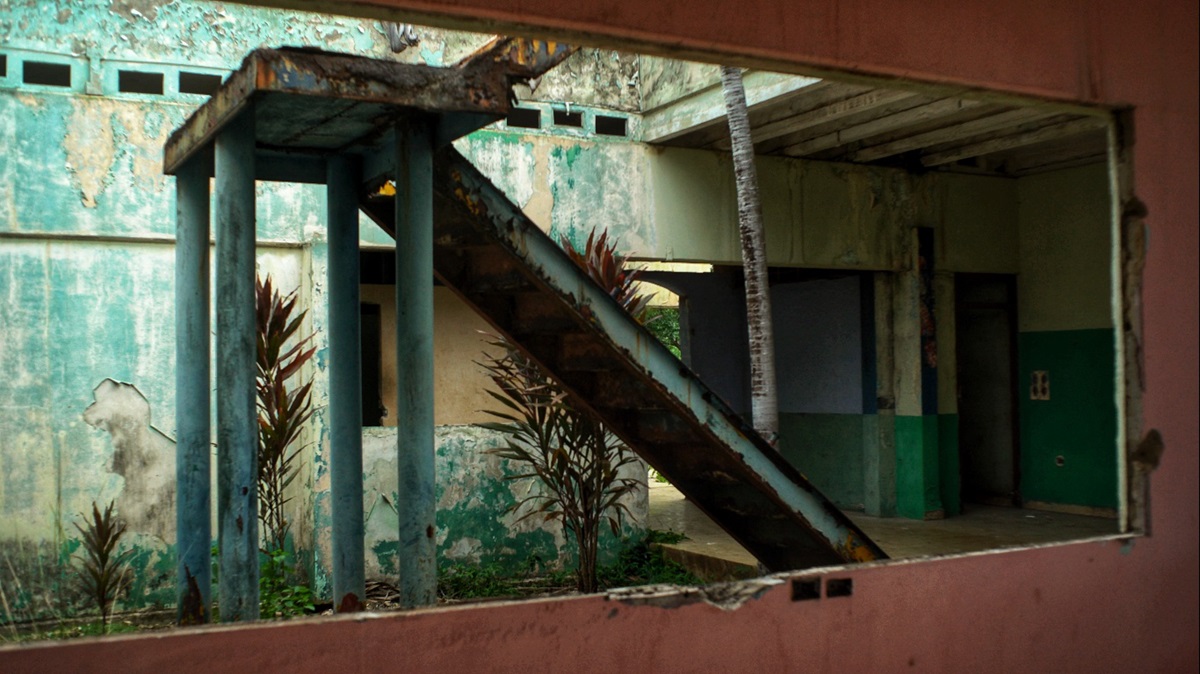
[721,65,779,446]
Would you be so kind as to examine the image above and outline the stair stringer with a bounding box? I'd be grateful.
[360,147,887,572]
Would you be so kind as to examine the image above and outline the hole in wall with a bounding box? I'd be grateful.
[119,70,164,95]
[791,578,820,601]
[506,107,541,129]
[595,115,627,137]
[179,71,222,96]
[825,578,853,598]
[22,61,71,87]
[553,109,583,128]
[0,54,7,78]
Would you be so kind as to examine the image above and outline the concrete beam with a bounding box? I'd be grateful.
[641,70,821,144]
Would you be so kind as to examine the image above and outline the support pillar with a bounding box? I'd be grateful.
[214,107,259,621]
[864,272,897,517]
[327,155,365,613]
[394,120,436,608]
[934,271,961,516]
[175,158,211,624]
[892,226,944,520]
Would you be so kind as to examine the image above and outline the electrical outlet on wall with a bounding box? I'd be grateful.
[1030,370,1050,400]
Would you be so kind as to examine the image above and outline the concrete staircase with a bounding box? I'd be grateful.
[359,146,887,572]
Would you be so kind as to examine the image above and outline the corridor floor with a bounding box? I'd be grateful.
[646,481,1120,581]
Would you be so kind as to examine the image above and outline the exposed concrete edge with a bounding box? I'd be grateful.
[605,577,782,611]
[654,542,758,582]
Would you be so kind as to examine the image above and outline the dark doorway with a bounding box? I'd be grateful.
[956,274,1019,507]
[361,303,384,426]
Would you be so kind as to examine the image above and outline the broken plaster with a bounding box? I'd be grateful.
[82,378,177,544]
[606,576,783,611]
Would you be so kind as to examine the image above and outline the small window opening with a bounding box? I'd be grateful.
[1,54,7,78]
[506,107,541,129]
[825,578,853,598]
[119,70,163,95]
[23,61,71,87]
[553,109,583,128]
[595,115,628,137]
[791,578,821,601]
[179,71,222,96]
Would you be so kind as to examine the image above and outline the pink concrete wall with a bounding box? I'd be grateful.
[2,0,1195,671]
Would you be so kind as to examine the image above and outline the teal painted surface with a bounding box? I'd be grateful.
[938,414,961,516]
[346,427,644,586]
[394,123,437,607]
[778,414,865,509]
[1018,329,1118,509]
[455,130,655,256]
[895,415,942,519]
[1,0,656,617]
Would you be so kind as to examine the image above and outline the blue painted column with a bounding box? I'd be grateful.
[175,157,211,624]
[214,107,259,621]
[395,120,436,607]
[327,155,365,612]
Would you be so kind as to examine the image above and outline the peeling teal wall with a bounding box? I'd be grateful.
[0,0,649,620]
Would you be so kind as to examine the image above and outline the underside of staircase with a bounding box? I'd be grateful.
[359,148,886,571]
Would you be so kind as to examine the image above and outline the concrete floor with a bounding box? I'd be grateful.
[647,481,1120,580]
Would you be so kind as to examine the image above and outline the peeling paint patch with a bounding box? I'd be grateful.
[83,378,176,544]
[109,0,171,23]
[62,100,117,208]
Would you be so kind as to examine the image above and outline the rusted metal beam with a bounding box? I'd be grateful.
[458,36,578,82]
[163,48,513,175]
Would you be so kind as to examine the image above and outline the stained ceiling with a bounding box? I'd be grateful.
[647,79,1109,177]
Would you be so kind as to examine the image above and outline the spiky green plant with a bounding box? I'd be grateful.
[255,275,316,557]
[480,228,649,593]
[72,501,131,632]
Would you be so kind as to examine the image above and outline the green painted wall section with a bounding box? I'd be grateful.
[1018,329,1118,509]
[894,415,943,519]
[1014,163,1117,510]
[309,426,648,599]
[778,414,865,510]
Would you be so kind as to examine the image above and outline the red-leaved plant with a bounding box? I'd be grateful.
[479,229,650,593]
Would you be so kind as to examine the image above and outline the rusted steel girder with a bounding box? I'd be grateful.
[359,147,889,572]
[164,39,578,177]
[458,36,578,82]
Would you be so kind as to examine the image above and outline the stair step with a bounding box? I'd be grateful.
[360,146,888,572]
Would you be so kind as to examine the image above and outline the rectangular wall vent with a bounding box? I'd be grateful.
[179,71,222,96]
[119,70,164,95]
[506,107,541,129]
[553,109,583,128]
[23,61,71,87]
[595,115,627,137]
